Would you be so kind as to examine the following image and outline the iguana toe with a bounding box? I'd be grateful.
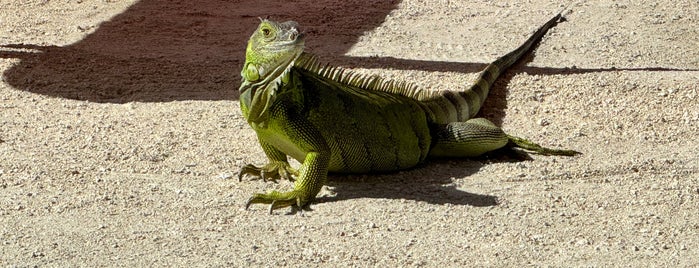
[238,162,299,182]
[245,190,311,213]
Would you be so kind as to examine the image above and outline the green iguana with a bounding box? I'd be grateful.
[238,11,579,213]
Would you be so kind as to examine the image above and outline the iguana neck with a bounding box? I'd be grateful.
[239,52,303,126]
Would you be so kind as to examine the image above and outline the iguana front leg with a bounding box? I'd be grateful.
[243,119,331,213]
[245,151,329,213]
[238,138,298,182]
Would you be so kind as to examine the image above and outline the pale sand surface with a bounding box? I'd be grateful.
[1,0,698,266]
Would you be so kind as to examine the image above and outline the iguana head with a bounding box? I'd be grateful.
[242,19,304,83]
[239,19,305,124]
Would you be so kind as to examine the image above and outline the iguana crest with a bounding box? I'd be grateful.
[293,53,437,102]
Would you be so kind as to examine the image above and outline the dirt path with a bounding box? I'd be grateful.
[1,0,698,266]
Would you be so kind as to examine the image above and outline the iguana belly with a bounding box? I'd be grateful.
[319,110,431,173]
[257,105,432,174]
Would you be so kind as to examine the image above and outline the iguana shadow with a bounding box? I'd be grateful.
[317,149,532,207]
[318,160,499,207]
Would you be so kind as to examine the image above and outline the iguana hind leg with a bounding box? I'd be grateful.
[429,118,510,157]
[428,118,580,157]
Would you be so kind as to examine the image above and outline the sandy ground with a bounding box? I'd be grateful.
[1,0,698,266]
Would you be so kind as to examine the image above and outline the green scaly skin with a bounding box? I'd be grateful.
[238,12,580,213]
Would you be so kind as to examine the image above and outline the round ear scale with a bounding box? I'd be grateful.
[243,63,260,82]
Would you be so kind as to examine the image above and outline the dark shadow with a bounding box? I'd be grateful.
[0,0,402,102]
[317,159,499,207]
[315,149,532,207]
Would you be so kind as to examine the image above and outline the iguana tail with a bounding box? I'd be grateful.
[421,12,564,124]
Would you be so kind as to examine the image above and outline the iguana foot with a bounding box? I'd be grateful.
[245,189,312,214]
[238,162,299,182]
[507,135,581,156]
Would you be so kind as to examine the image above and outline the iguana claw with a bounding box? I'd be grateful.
[244,190,309,213]
[238,162,299,182]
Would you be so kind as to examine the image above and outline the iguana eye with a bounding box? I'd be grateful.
[261,27,271,37]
